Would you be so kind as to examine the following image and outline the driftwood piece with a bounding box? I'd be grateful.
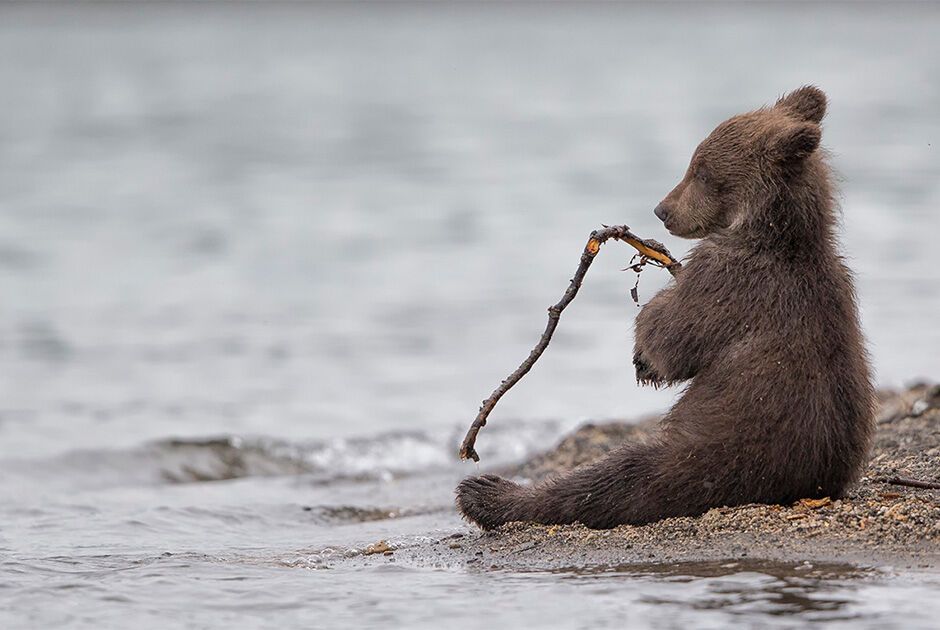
[875,476,940,491]
[458,225,680,462]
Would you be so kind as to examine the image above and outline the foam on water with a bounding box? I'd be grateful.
[0,417,561,497]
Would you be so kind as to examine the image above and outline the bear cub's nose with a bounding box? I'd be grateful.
[654,204,669,223]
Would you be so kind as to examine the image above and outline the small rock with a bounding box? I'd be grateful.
[363,541,393,556]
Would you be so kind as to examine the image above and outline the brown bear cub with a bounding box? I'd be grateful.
[456,86,875,530]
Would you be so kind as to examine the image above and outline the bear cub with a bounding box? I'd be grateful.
[456,86,875,530]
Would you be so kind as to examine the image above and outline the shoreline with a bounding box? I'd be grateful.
[363,382,940,572]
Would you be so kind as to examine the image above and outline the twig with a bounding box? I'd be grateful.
[874,476,940,491]
[458,225,680,462]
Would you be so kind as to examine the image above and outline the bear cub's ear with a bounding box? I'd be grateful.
[776,85,827,123]
[773,122,821,165]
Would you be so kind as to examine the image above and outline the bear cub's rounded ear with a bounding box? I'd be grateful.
[773,122,821,164]
[776,85,827,124]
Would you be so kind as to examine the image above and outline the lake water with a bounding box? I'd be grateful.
[1,3,939,628]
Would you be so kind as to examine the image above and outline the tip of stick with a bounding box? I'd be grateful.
[458,446,480,462]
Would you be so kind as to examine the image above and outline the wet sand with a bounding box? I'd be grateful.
[361,383,940,571]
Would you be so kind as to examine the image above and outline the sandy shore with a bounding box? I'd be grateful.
[361,382,940,571]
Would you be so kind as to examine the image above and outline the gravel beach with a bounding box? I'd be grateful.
[358,383,940,571]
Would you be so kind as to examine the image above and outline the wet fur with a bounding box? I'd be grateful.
[456,87,875,530]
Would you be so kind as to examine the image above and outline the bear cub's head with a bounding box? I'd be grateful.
[654,86,827,239]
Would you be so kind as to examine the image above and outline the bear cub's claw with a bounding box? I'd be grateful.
[633,352,664,387]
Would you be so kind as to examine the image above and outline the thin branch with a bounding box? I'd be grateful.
[458,225,680,462]
[874,476,940,491]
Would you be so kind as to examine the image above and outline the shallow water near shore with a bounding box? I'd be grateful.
[2,2,940,628]
[4,427,940,629]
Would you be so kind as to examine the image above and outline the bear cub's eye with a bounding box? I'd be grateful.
[694,168,709,184]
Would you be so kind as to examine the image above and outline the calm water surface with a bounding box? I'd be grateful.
[1,3,939,628]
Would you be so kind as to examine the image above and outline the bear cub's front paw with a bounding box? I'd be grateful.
[634,352,664,387]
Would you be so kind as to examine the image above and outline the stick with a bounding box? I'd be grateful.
[458,225,680,462]
[874,476,940,490]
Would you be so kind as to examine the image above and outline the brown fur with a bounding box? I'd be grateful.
[456,86,876,530]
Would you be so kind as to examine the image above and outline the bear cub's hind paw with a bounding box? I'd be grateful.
[455,474,525,531]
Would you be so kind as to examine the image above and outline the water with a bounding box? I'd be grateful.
[1,3,939,628]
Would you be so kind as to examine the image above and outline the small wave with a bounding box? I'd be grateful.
[301,431,451,482]
[0,419,569,491]
[0,431,454,489]
[151,430,461,484]
[153,436,312,483]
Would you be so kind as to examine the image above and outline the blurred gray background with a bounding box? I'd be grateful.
[1,3,938,458]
